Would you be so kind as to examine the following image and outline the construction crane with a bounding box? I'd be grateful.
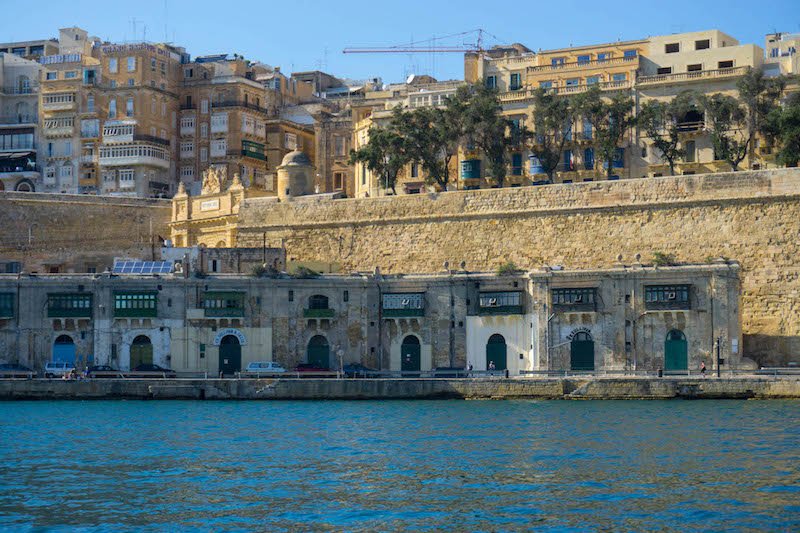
[342,29,490,54]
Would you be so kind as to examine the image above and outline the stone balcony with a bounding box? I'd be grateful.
[637,66,748,86]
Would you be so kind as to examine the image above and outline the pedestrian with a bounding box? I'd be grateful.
[489,361,496,375]
[467,362,473,377]
[700,361,707,378]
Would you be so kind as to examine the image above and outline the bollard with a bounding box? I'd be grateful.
[658,368,663,378]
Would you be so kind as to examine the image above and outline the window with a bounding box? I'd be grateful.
[180,166,195,179]
[127,78,134,87]
[150,58,156,71]
[200,147,207,162]
[65,71,77,79]
[127,57,136,72]
[684,140,696,162]
[577,54,591,64]
[119,169,134,187]
[59,165,72,179]
[334,136,345,156]
[695,39,710,50]
[718,60,734,69]
[563,149,574,170]
[552,288,597,311]
[584,147,594,170]
[109,58,118,73]
[200,123,208,138]
[47,293,92,317]
[657,67,673,75]
[645,285,690,310]
[586,76,600,85]
[180,116,195,130]
[64,141,72,157]
[687,64,703,72]
[180,141,194,158]
[151,98,156,114]
[126,97,134,117]
[46,71,57,80]
[284,132,297,149]
[597,52,610,62]
[565,78,580,87]
[612,73,627,82]
[382,293,425,317]
[477,292,523,314]
[623,49,637,58]
[0,293,13,318]
[665,43,680,54]
[160,61,166,75]
[551,57,565,67]
[110,80,117,88]
[201,99,209,114]
[410,163,419,178]
[87,94,95,112]
[108,99,117,118]
[509,73,522,91]
[333,172,344,190]
[210,139,227,157]
[613,147,625,168]
[486,75,496,89]
[539,80,552,89]
[582,118,592,140]
[210,113,228,133]
[184,68,193,78]
[114,292,157,317]
[202,291,245,317]
[511,153,523,175]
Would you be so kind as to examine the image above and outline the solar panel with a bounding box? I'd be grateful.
[112,260,174,275]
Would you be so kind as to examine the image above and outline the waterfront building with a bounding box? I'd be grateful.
[0,52,41,192]
[0,262,743,376]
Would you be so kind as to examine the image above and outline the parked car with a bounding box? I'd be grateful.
[0,363,34,379]
[342,363,376,378]
[244,361,287,375]
[86,365,120,378]
[44,361,75,378]
[131,363,177,378]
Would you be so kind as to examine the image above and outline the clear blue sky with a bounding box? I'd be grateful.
[1,0,798,83]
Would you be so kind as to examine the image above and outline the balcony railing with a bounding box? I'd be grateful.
[1,85,39,95]
[0,115,37,125]
[637,66,748,86]
[211,100,269,114]
[133,134,170,147]
[303,308,335,318]
[179,104,196,111]
[527,54,638,72]
[498,80,632,102]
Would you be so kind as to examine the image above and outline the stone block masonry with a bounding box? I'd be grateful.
[0,192,172,273]
[236,169,800,365]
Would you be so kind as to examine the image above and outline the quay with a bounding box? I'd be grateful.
[1,376,799,401]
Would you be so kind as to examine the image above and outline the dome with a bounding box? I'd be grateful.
[280,149,311,167]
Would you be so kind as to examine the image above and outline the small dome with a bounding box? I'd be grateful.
[280,149,311,166]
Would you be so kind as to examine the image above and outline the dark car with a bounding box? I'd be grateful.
[132,363,177,378]
[342,363,376,378]
[0,363,34,378]
[86,365,120,378]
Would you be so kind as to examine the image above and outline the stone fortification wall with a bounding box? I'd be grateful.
[237,169,800,364]
[0,192,172,272]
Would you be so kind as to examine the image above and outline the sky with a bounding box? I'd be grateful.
[0,0,798,83]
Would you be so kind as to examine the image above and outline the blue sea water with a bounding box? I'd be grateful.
[0,400,798,532]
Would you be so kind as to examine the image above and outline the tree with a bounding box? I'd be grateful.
[736,67,786,163]
[638,91,697,176]
[348,120,409,194]
[576,86,636,179]
[765,91,800,167]
[462,84,516,187]
[700,93,749,171]
[526,88,576,181]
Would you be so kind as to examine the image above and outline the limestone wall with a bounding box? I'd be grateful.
[0,192,172,272]
[236,169,800,365]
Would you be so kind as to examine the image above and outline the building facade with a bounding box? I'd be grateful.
[0,52,41,192]
[0,263,744,376]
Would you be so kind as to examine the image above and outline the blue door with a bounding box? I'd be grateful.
[53,335,75,365]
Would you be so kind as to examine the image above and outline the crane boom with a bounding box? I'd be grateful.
[343,47,476,54]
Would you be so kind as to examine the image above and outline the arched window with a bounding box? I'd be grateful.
[308,294,329,310]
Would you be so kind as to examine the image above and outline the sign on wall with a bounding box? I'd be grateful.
[566,327,592,341]
[200,199,220,211]
[213,328,247,346]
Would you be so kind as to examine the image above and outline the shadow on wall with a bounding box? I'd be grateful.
[744,335,800,367]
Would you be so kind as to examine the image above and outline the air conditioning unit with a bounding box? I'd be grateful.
[666,292,677,300]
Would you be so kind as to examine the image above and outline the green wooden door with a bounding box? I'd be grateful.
[307,335,330,369]
[570,333,595,371]
[130,335,153,369]
[665,330,688,371]
[219,335,242,375]
[401,336,421,374]
[486,334,507,371]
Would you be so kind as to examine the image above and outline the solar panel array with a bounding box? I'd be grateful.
[112,260,174,275]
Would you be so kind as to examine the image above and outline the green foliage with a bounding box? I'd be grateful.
[652,252,677,267]
[496,261,520,276]
[290,266,320,279]
[575,87,636,179]
[768,91,800,167]
[251,264,280,278]
[700,93,749,171]
[639,91,697,176]
[348,115,410,194]
[527,88,576,180]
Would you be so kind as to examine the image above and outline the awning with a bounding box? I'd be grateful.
[0,151,34,160]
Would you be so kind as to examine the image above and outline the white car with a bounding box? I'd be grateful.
[44,361,75,378]
[244,361,286,375]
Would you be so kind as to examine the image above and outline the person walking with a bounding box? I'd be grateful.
[488,361,496,375]
[700,361,707,378]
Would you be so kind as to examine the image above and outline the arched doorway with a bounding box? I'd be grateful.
[665,330,688,371]
[570,332,595,371]
[307,335,330,369]
[219,335,242,375]
[130,335,153,369]
[401,335,421,373]
[53,335,75,365]
[486,334,507,371]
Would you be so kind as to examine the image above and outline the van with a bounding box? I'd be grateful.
[244,361,286,375]
[44,361,75,378]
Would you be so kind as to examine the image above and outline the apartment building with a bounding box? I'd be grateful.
[0,38,58,61]
[0,53,41,192]
[765,32,799,75]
